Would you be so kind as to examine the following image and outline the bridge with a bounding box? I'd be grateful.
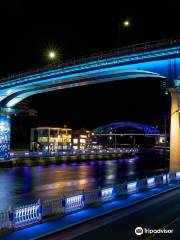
[0,37,180,171]
[93,122,160,134]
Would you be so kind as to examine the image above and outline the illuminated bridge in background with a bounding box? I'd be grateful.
[93,122,160,135]
[0,37,180,170]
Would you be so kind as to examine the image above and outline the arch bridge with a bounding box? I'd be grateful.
[93,122,160,135]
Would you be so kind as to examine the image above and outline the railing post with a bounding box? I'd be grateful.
[8,206,14,230]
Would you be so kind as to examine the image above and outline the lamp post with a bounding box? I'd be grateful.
[164,108,180,184]
[117,19,131,48]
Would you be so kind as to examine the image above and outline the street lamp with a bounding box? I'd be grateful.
[48,51,56,59]
[123,20,130,27]
[44,45,63,65]
[164,108,180,184]
[117,19,131,48]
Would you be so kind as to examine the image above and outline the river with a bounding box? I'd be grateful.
[0,149,167,210]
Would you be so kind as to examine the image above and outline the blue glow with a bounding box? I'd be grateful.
[2,44,180,89]
[0,115,10,160]
[93,122,160,134]
[2,47,180,107]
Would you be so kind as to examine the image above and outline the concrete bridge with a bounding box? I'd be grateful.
[0,37,180,171]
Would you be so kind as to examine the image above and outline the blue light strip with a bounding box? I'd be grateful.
[0,46,180,89]
[93,122,160,134]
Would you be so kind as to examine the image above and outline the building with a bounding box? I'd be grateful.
[30,127,72,151]
[71,129,92,150]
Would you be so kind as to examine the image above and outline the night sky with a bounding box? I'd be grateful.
[0,1,179,146]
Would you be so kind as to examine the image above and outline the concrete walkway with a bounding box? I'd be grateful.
[2,182,180,240]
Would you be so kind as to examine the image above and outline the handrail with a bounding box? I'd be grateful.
[0,36,180,83]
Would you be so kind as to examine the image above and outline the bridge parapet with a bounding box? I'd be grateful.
[1,37,180,83]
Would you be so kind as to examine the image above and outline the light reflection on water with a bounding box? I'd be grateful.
[0,150,165,210]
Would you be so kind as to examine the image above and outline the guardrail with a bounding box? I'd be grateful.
[0,171,179,234]
[1,36,180,83]
[9,148,137,159]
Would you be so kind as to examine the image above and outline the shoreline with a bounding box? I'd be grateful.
[0,152,135,167]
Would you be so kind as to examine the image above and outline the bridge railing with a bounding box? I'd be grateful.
[1,36,180,83]
[0,170,179,234]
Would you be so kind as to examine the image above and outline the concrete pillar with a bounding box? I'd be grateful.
[0,114,11,160]
[170,88,180,172]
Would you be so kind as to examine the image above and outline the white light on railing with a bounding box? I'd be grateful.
[64,194,84,212]
[101,187,113,201]
[127,181,137,193]
[13,203,41,228]
[176,172,180,180]
[147,177,155,188]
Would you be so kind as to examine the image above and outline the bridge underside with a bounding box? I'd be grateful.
[0,70,163,108]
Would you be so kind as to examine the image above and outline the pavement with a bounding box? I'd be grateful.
[71,186,180,240]
[2,181,180,240]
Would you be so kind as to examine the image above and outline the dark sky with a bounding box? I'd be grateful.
[0,1,178,134]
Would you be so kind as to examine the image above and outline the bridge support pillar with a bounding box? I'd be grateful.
[0,108,15,160]
[170,88,180,172]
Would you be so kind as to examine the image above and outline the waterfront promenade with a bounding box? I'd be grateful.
[1,173,180,240]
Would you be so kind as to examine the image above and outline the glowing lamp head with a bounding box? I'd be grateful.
[123,20,130,27]
[48,51,56,59]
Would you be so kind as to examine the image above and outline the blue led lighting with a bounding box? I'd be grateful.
[0,116,10,160]
[0,44,179,107]
[1,45,180,89]
[93,122,160,134]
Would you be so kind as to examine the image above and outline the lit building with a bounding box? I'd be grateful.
[72,129,92,150]
[30,127,72,152]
